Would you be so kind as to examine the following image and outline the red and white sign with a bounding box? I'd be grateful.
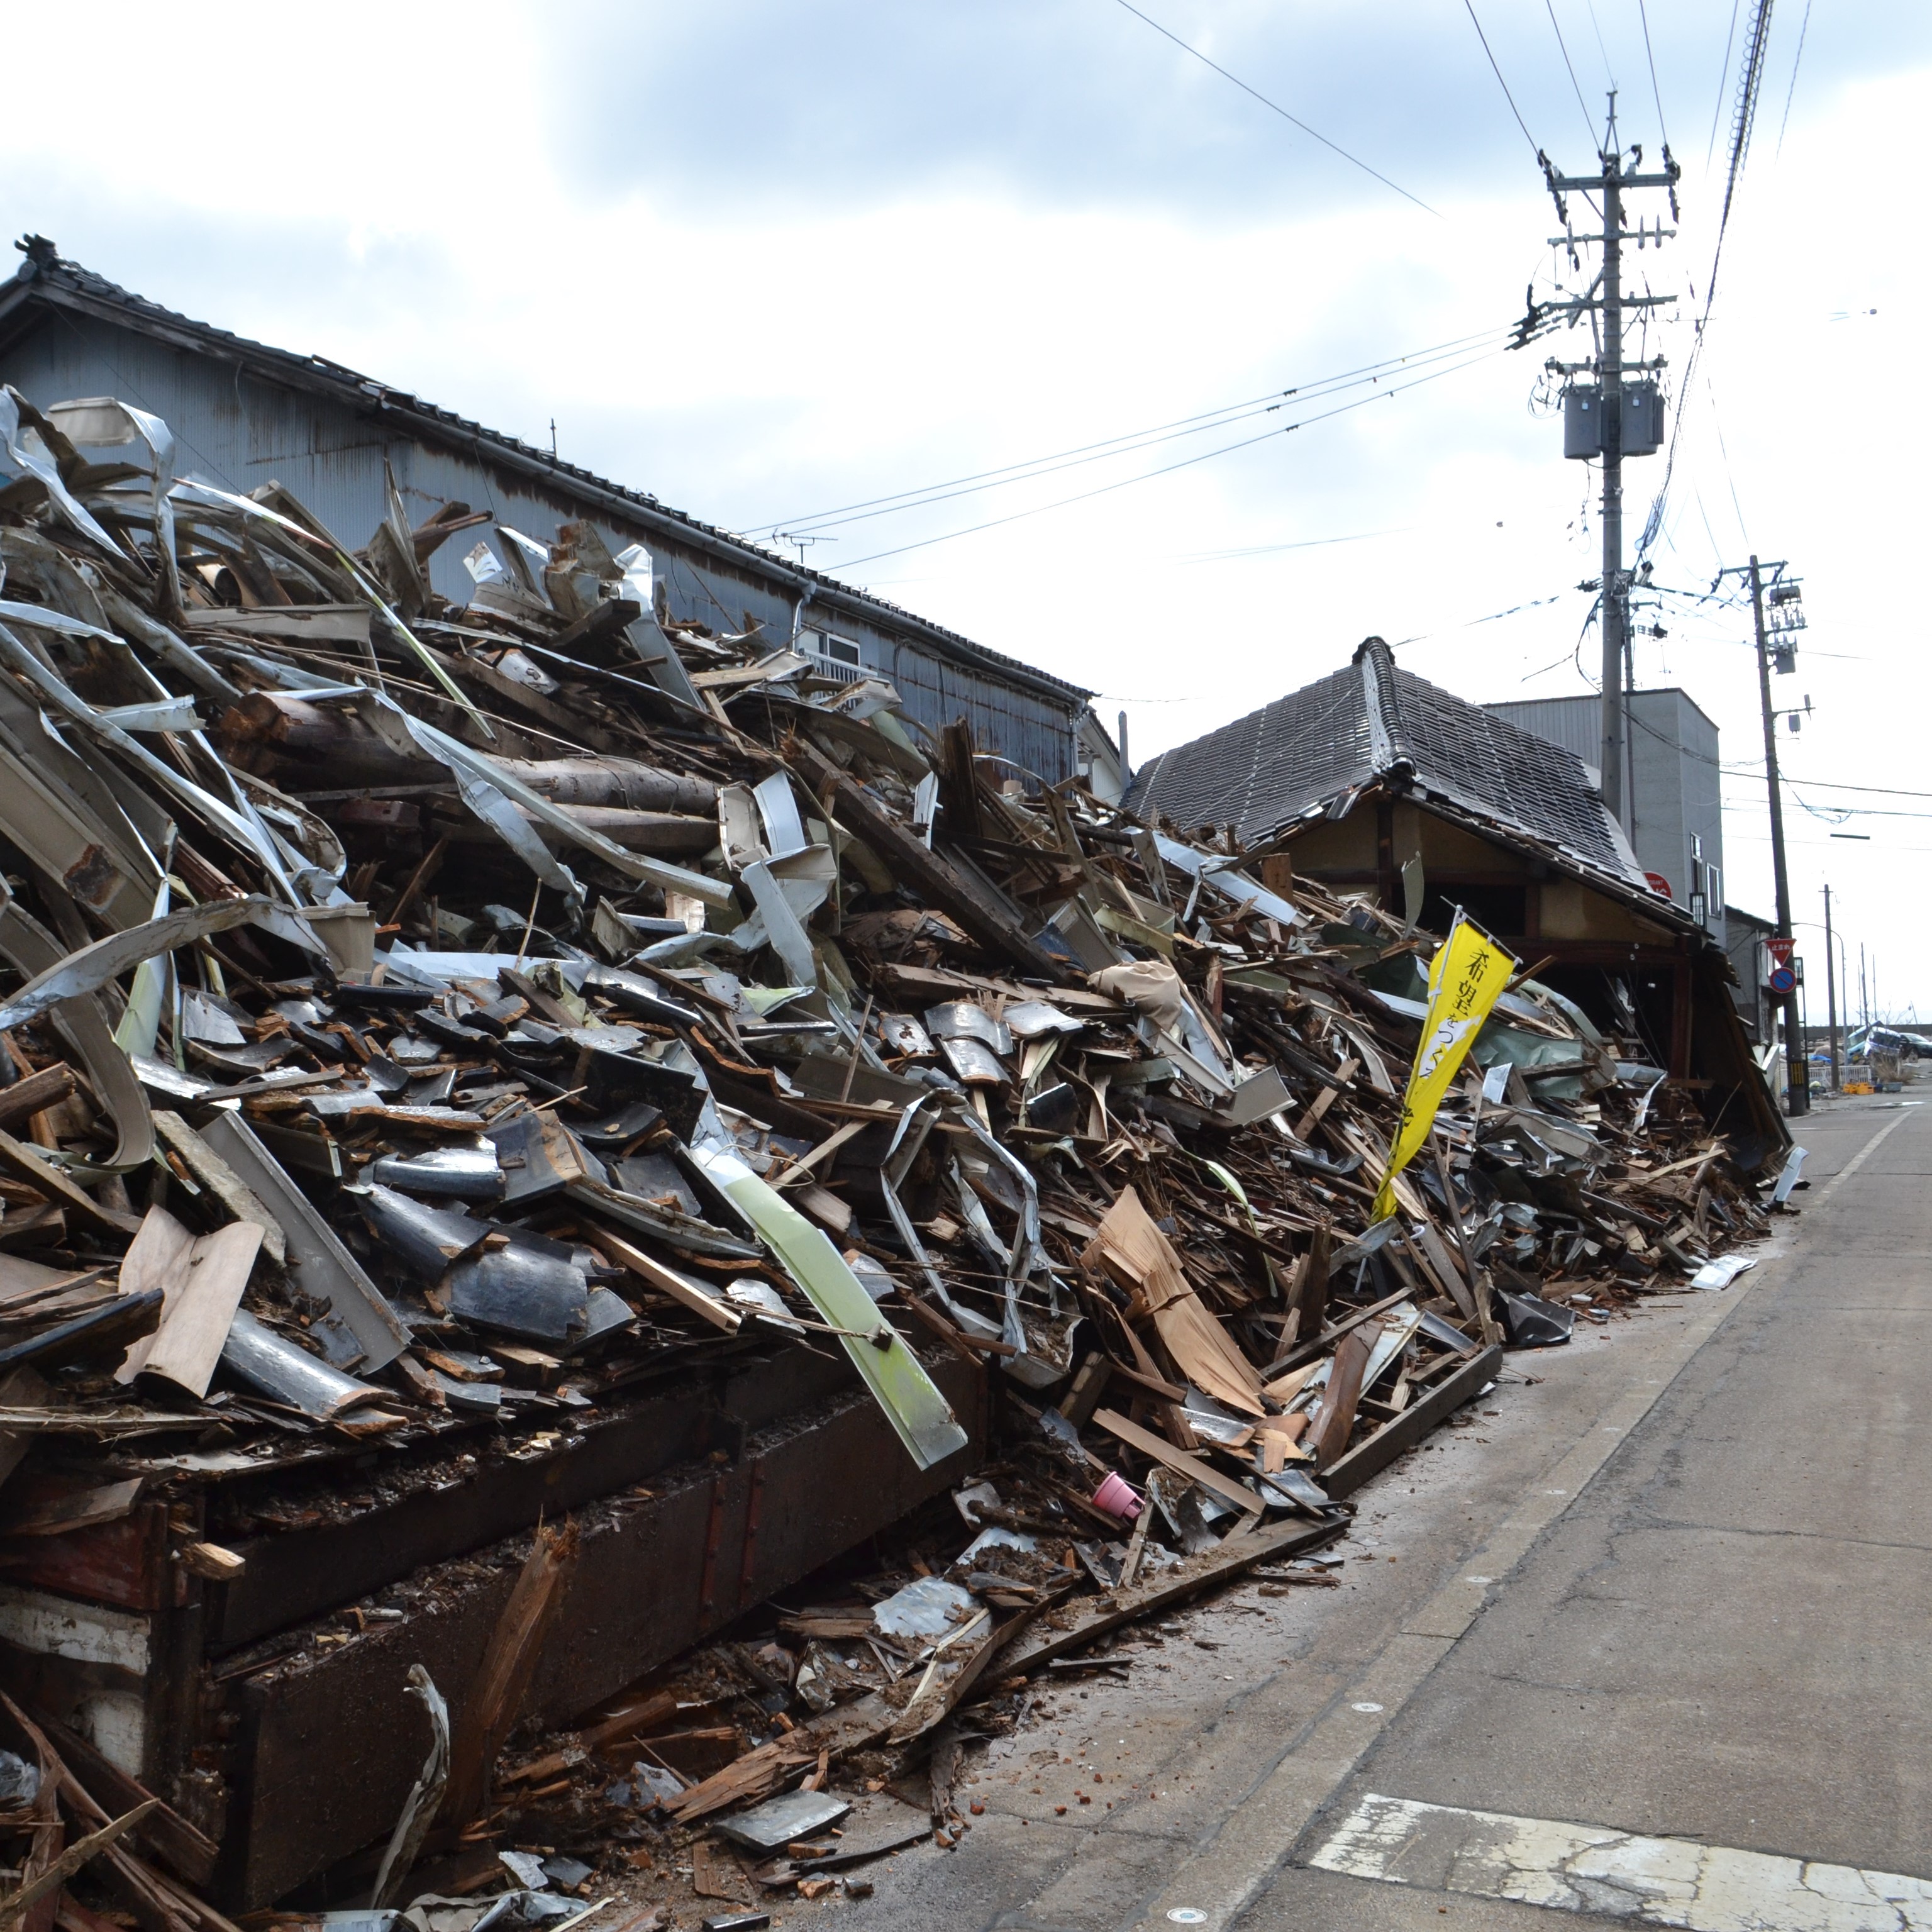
[1643,871,1673,899]
[1765,936,1796,966]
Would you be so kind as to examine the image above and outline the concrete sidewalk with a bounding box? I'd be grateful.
[824,1102,1925,1932]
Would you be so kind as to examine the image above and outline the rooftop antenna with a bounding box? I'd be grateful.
[774,531,833,570]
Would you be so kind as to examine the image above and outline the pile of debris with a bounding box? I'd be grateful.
[0,386,1777,1922]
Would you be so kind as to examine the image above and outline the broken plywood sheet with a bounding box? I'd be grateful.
[115,1208,264,1397]
[1081,1186,1265,1416]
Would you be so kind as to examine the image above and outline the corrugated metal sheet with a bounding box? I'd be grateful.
[1,308,1080,780]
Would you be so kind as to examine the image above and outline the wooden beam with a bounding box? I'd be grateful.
[791,744,1070,982]
[0,1068,76,1136]
[584,1228,741,1333]
[1263,1284,1414,1379]
[1000,1516,1343,1675]
[1322,1345,1502,1499]
[1670,960,1694,1080]
[0,1132,140,1238]
[1091,1408,1262,1519]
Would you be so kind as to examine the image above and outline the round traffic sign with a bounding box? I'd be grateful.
[1768,967,1796,994]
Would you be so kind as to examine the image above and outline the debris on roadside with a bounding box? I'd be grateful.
[0,386,1782,1922]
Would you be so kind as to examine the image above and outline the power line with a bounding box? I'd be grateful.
[1636,0,1670,148]
[1637,0,1777,559]
[1706,0,1743,167]
[1735,777,1932,801]
[1582,0,1618,88]
[1545,0,1601,143]
[833,340,1508,569]
[1704,376,1751,544]
[1174,527,1406,564]
[1775,0,1814,155]
[1397,589,1572,645]
[1109,0,1442,216]
[1791,799,1932,823]
[1728,833,1932,855]
[1718,0,1778,233]
[757,327,1511,538]
[1462,1,1542,157]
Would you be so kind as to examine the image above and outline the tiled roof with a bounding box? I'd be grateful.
[1128,636,1653,895]
[1125,662,1368,840]
[1384,662,1628,871]
[0,238,1091,708]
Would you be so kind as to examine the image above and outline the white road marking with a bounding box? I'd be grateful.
[1311,1794,1932,1929]
[1811,1109,1913,1204]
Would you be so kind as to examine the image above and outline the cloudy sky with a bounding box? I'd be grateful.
[6,1,1928,1015]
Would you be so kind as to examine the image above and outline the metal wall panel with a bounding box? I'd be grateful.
[1487,688,1727,947]
[1483,694,1601,769]
[4,315,1080,778]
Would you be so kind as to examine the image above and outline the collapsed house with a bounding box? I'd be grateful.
[1127,638,1786,1166]
[0,355,1793,1925]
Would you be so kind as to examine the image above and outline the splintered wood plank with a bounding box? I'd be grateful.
[115,1209,264,1398]
[1000,1515,1342,1676]
[0,1132,140,1238]
[1091,1408,1262,1519]
[1321,1345,1502,1499]
[1308,1324,1374,1470]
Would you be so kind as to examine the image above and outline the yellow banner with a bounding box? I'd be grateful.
[1371,913,1516,1222]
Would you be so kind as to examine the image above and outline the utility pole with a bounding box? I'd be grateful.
[1748,556,1806,1113]
[1599,144,1626,824]
[1823,884,1841,1094]
[1714,553,1809,1114]
[1521,94,1679,830]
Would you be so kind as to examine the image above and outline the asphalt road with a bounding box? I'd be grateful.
[822,1096,1928,1932]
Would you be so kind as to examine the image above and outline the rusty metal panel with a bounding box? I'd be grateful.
[217,1354,982,1907]
[204,1343,857,1650]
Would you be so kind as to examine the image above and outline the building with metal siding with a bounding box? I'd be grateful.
[1483,689,1726,950]
[0,242,1090,774]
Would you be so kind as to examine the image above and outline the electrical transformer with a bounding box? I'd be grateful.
[1621,380,1663,455]
[1562,380,1663,459]
[1563,386,1603,458]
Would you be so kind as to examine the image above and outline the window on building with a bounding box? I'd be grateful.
[799,628,862,667]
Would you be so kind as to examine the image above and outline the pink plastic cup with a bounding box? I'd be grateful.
[1091,1470,1143,1521]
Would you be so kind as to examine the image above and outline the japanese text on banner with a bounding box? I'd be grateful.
[1371,913,1516,1222]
